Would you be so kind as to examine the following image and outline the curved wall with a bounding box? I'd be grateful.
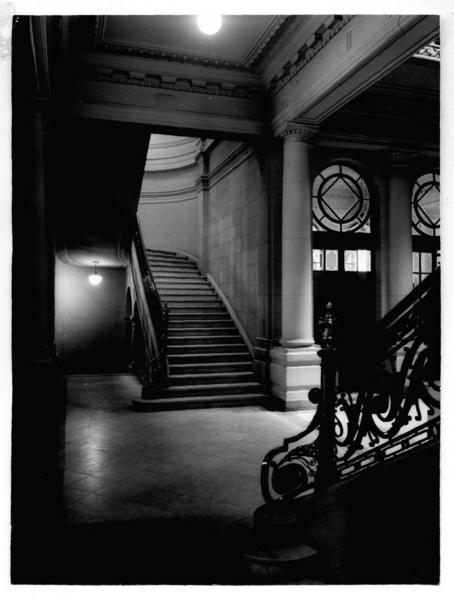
[138,166,201,257]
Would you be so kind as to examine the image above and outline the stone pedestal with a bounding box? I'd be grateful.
[270,346,320,410]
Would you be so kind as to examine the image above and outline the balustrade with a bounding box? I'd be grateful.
[132,217,169,388]
[261,269,440,502]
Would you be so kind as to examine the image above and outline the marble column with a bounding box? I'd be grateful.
[270,128,320,410]
[387,151,414,310]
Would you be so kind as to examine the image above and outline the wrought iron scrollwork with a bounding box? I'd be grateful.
[261,269,440,503]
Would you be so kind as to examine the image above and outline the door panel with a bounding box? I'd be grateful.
[314,270,375,388]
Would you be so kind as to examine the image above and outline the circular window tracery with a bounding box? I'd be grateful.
[412,172,440,237]
[312,164,371,233]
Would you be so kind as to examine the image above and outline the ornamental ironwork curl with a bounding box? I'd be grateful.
[261,269,440,503]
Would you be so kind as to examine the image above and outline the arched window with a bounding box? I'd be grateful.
[311,163,375,382]
[411,172,440,286]
[412,172,440,237]
[312,164,372,273]
[312,164,371,234]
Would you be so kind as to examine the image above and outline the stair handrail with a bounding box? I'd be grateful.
[261,269,440,503]
[131,216,169,387]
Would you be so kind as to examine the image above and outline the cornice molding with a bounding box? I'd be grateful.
[93,15,288,72]
[143,161,199,176]
[73,65,265,100]
[268,15,354,97]
[139,188,199,204]
[244,16,288,67]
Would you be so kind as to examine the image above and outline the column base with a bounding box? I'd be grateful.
[270,345,321,411]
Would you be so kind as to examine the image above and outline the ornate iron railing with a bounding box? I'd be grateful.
[132,217,169,387]
[261,269,440,503]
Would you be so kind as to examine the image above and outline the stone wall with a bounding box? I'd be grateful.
[138,167,200,258]
[205,143,269,345]
[55,259,127,370]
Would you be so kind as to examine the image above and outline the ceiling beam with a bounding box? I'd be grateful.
[271,15,439,135]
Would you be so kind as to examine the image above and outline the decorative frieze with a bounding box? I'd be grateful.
[72,65,265,100]
[268,15,354,97]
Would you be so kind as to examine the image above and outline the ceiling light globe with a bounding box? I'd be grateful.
[88,273,102,286]
[197,15,222,35]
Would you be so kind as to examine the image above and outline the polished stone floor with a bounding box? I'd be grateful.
[60,373,315,584]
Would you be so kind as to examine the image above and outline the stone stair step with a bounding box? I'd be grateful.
[156,283,212,290]
[150,265,199,277]
[169,321,235,329]
[168,327,237,336]
[132,393,267,411]
[148,260,197,269]
[167,313,231,320]
[168,343,247,354]
[147,253,191,262]
[168,352,251,364]
[147,254,190,262]
[169,361,253,374]
[168,335,243,346]
[153,273,205,281]
[148,253,192,260]
[167,304,226,312]
[146,249,179,257]
[160,292,218,301]
[148,381,262,398]
[170,372,256,385]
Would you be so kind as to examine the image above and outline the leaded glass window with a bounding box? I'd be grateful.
[312,164,371,233]
[412,172,440,237]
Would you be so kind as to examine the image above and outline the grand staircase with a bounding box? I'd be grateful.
[133,249,267,410]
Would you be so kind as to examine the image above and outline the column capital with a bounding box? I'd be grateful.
[280,123,319,144]
[388,150,418,167]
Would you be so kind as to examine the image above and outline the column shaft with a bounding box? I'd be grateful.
[281,135,314,347]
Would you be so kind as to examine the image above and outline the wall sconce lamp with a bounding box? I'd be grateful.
[88,261,103,286]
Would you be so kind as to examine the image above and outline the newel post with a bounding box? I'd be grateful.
[315,302,338,491]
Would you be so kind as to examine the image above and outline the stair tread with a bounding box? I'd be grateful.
[167,330,243,340]
[168,343,246,348]
[163,381,260,390]
[168,314,230,317]
[134,393,267,405]
[171,361,252,367]
[168,352,250,358]
[171,371,255,379]
[168,328,237,332]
